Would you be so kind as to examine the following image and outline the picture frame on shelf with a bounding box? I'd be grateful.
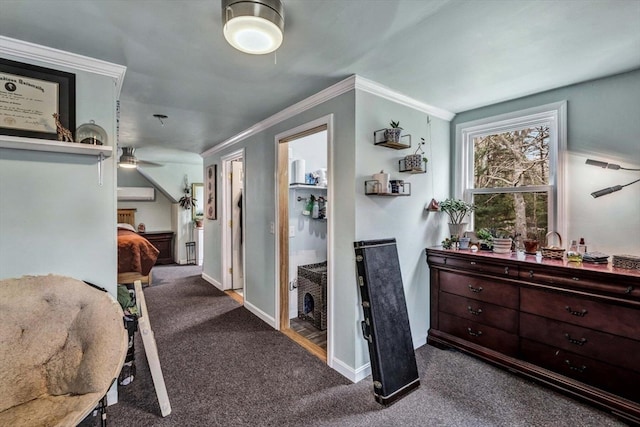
[0,58,76,141]
[205,164,217,220]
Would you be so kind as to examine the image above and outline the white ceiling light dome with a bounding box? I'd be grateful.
[222,0,284,55]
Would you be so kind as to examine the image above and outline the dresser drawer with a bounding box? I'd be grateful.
[439,312,518,356]
[520,313,640,373]
[440,271,519,309]
[521,287,640,340]
[521,339,640,403]
[440,292,518,333]
[521,267,640,298]
[442,256,518,278]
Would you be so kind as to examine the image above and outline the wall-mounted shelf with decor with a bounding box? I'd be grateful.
[373,129,412,150]
[364,180,411,196]
[0,135,113,158]
[289,184,327,191]
[398,158,427,174]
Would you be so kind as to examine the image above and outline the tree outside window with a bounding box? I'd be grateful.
[473,126,550,239]
[455,102,566,242]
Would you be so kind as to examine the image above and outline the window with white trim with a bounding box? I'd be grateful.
[455,102,566,241]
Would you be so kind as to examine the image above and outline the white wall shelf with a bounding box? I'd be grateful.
[373,129,412,150]
[364,180,411,196]
[289,184,327,190]
[0,135,113,158]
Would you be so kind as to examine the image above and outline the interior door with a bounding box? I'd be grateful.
[231,160,244,290]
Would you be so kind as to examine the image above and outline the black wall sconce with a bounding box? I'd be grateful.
[586,159,640,198]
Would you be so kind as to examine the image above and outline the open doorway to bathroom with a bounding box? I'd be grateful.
[222,149,245,304]
[276,116,332,363]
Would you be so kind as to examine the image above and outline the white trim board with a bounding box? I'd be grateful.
[0,36,127,97]
[201,75,455,157]
[244,300,277,329]
[201,272,223,291]
[332,358,371,383]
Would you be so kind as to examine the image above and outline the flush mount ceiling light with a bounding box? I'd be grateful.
[222,0,284,55]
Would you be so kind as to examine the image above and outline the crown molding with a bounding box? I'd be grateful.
[354,75,455,121]
[0,36,127,97]
[201,75,356,157]
[201,74,455,158]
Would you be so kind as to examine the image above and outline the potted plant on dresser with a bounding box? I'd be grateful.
[439,198,475,238]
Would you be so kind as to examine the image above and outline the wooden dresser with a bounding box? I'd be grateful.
[425,248,640,424]
[140,231,174,265]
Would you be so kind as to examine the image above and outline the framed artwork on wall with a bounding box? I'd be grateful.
[206,164,217,220]
[0,58,76,140]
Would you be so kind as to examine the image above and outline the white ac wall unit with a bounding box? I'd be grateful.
[117,187,155,201]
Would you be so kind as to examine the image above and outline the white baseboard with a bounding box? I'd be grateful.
[330,335,424,383]
[331,357,371,383]
[201,273,223,291]
[244,300,277,329]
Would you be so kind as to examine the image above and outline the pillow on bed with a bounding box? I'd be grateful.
[117,223,137,232]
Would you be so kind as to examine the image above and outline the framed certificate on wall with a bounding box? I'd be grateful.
[0,58,75,140]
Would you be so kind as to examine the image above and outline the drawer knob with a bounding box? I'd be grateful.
[468,284,484,293]
[467,306,483,316]
[565,360,587,373]
[529,270,534,278]
[470,261,476,265]
[504,267,509,275]
[565,306,588,317]
[564,333,587,346]
[467,327,483,337]
[625,286,634,294]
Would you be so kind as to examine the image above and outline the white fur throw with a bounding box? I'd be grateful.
[0,275,127,427]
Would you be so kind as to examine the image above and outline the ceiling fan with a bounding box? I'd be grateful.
[118,147,163,168]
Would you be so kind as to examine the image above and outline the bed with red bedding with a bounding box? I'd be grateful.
[118,226,159,283]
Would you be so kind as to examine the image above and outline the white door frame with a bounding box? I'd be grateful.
[221,149,245,294]
[274,114,334,368]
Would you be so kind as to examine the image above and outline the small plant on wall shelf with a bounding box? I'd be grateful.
[385,120,403,143]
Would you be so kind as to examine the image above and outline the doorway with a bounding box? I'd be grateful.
[222,150,245,304]
[276,115,333,364]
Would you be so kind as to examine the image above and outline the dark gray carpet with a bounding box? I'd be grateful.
[150,264,203,286]
[105,266,625,427]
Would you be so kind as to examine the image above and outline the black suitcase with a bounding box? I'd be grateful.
[354,238,420,405]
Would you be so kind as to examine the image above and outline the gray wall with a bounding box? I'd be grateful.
[202,87,453,377]
[203,90,358,370]
[0,58,119,296]
[451,69,640,255]
[354,90,451,369]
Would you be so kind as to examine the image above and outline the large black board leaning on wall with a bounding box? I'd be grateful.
[353,238,420,405]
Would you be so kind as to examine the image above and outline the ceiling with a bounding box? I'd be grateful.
[2,0,639,162]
